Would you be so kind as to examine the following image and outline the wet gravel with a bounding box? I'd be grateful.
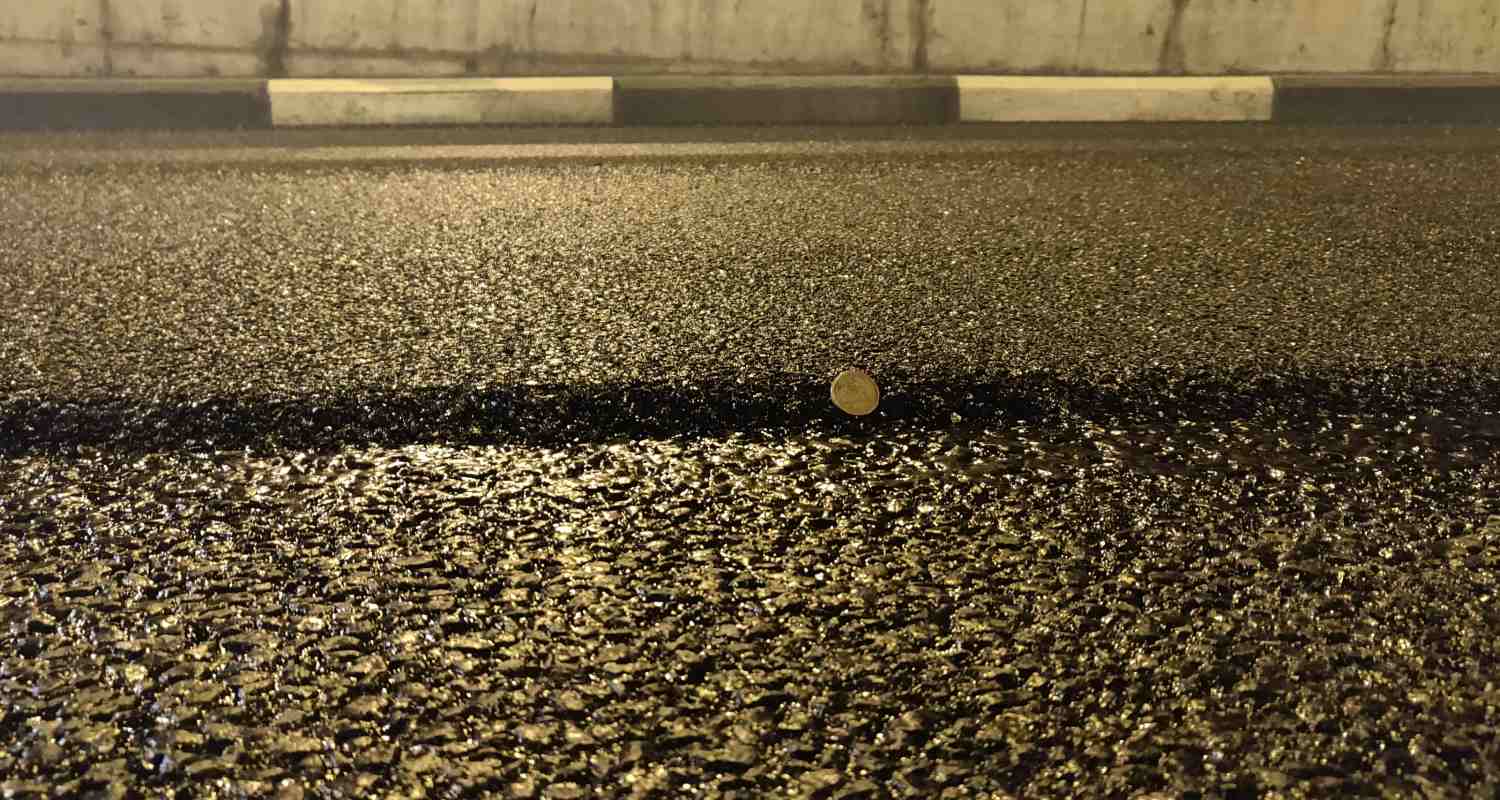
[3,418,1500,798]
[3,127,1500,448]
[2,126,1500,797]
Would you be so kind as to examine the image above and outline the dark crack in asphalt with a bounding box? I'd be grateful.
[2,127,1500,797]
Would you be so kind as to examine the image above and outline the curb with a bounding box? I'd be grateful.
[2,75,1499,130]
[1273,75,1500,123]
[614,76,959,125]
[958,76,1274,122]
[0,79,270,130]
[268,77,613,127]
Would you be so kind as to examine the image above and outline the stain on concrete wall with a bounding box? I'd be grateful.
[1388,0,1500,71]
[2,0,1499,78]
[1376,0,1401,70]
[861,0,892,68]
[929,1,1119,73]
[1071,0,1090,70]
[1157,0,1190,74]
[257,0,290,78]
[0,2,105,76]
[909,0,931,72]
[96,0,115,75]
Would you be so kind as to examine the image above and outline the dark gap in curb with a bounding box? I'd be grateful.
[614,78,958,125]
[0,87,272,131]
[1272,79,1500,123]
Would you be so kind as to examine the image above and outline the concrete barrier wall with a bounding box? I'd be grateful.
[3,0,1498,78]
[927,0,1500,75]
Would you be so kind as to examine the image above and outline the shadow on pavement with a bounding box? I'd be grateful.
[3,363,1498,455]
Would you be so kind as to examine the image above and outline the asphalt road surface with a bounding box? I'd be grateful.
[2,125,1499,798]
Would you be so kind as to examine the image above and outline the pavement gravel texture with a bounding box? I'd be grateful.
[2,125,1499,798]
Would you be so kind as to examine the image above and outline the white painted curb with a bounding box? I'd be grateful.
[957,76,1274,122]
[268,77,614,127]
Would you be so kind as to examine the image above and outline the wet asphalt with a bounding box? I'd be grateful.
[1,124,1499,798]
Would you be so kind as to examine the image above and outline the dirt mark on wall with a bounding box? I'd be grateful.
[1073,0,1089,70]
[1157,0,1190,74]
[863,0,894,67]
[910,0,931,72]
[98,0,114,76]
[1375,0,1400,70]
[258,0,291,77]
[528,0,539,53]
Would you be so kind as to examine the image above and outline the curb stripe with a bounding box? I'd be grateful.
[613,76,958,125]
[5,75,1500,130]
[266,77,613,127]
[0,79,270,131]
[957,76,1273,122]
[1271,76,1500,123]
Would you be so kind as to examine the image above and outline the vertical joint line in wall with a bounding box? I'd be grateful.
[910,0,931,73]
[528,0,539,53]
[267,0,292,78]
[464,0,480,72]
[98,0,113,77]
[879,0,894,69]
[1376,0,1399,71]
[1073,0,1089,71]
[1157,0,1190,75]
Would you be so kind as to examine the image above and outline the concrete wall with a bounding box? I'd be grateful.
[3,0,1498,78]
[929,0,1500,75]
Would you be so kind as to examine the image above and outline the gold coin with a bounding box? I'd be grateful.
[831,368,880,416]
